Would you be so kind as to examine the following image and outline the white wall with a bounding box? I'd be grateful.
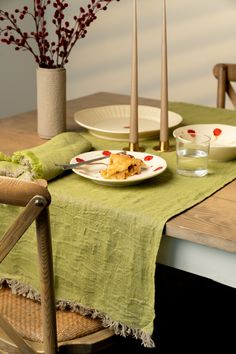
[0,0,36,118]
[1,0,236,119]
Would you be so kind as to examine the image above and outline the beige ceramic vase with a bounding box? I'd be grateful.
[36,67,66,139]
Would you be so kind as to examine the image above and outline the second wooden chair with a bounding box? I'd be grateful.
[213,63,236,109]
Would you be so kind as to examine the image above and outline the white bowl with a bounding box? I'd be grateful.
[173,124,236,161]
[74,105,183,141]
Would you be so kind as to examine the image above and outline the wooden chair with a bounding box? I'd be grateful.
[213,63,236,108]
[0,177,114,354]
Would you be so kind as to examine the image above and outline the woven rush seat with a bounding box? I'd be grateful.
[0,287,104,343]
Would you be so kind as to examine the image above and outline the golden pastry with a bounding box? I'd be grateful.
[100,153,147,180]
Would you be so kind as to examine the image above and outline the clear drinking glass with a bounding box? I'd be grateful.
[175,132,210,177]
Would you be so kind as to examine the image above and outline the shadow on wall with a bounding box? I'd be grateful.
[1,0,236,119]
[68,0,236,109]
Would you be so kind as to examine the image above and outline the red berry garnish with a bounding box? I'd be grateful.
[213,128,222,137]
[75,157,85,163]
[144,155,153,161]
[102,150,111,156]
[153,166,163,171]
[187,129,196,137]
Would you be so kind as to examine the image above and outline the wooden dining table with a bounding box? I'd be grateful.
[1,90,236,350]
[1,91,236,292]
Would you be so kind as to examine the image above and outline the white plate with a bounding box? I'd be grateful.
[70,150,167,186]
[173,124,236,161]
[74,105,183,141]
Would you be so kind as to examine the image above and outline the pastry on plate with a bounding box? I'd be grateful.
[100,153,147,180]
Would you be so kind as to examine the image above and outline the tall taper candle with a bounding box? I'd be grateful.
[160,0,169,145]
[129,0,138,146]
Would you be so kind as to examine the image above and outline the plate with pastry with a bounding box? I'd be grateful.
[70,150,167,186]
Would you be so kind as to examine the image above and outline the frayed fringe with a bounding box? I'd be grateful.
[0,278,155,348]
[101,319,155,348]
[0,279,41,301]
[56,300,155,348]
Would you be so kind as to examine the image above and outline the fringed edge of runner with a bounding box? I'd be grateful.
[57,299,155,348]
[0,278,41,301]
[0,278,155,348]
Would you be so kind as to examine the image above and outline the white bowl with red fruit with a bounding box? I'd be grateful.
[173,124,236,161]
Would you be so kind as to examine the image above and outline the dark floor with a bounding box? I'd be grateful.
[102,264,236,353]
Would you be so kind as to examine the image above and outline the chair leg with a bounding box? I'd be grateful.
[36,208,58,354]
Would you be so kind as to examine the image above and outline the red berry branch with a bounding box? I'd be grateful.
[0,0,120,68]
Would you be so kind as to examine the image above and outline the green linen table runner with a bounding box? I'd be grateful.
[0,102,236,347]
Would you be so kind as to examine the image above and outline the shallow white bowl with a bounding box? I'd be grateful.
[74,105,183,141]
[173,124,236,161]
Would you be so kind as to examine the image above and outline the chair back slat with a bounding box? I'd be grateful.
[228,83,236,108]
[0,196,47,264]
[0,177,51,207]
